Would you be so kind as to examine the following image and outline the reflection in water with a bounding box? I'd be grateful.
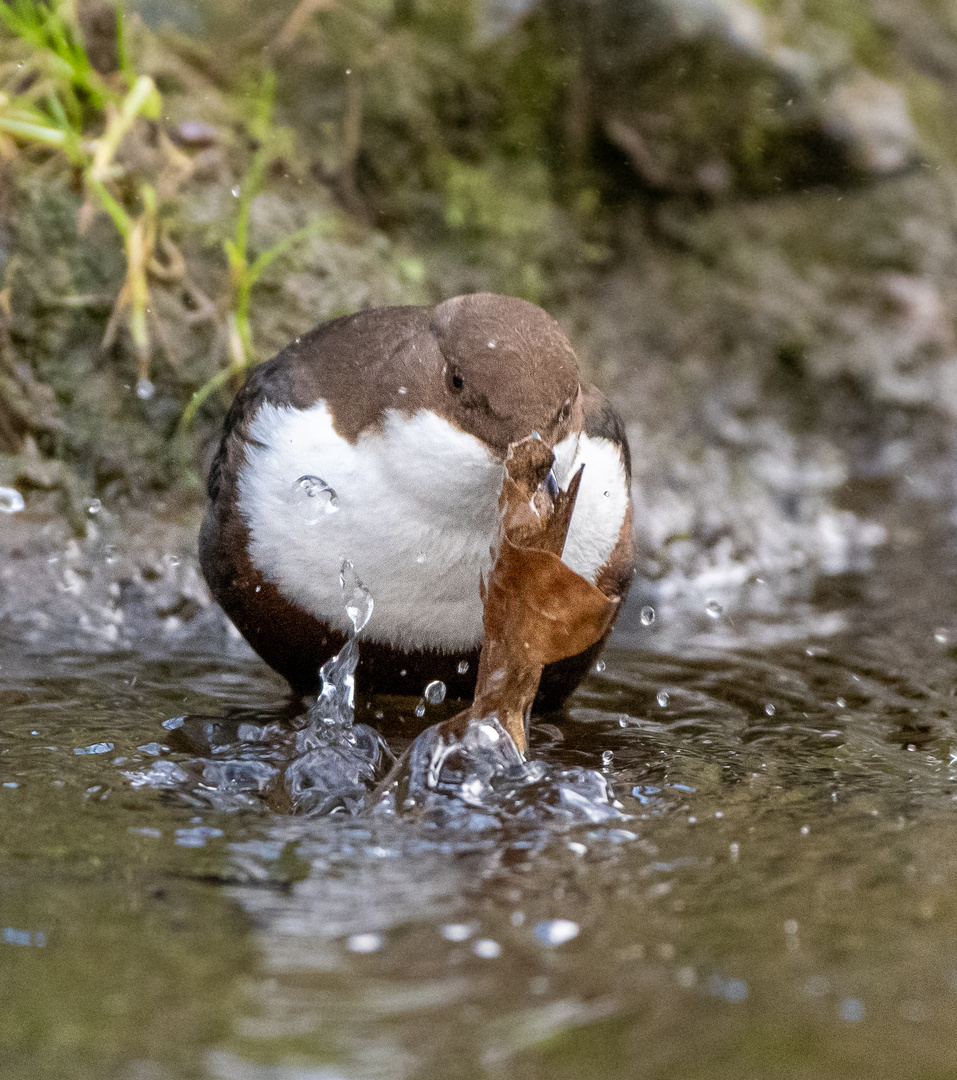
[4,503,957,1077]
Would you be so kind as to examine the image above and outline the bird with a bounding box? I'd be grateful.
[199,292,634,711]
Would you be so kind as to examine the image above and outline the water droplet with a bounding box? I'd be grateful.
[487,340,496,349]
[86,498,102,516]
[340,560,374,633]
[705,599,722,619]
[839,998,865,1022]
[346,933,382,953]
[424,680,446,705]
[836,697,847,708]
[729,842,740,862]
[457,660,469,674]
[764,702,775,716]
[473,938,501,959]
[135,378,155,400]
[709,976,748,1003]
[164,554,180,568]
[595,659,606,673]
[440,922,476,942]
[533,919,579,946]
[601,750,613,767]
[415,698,426,718]
[640,606,655,626]
[603,490,610,497]
[397,386,408,395]
[231,186,240,197]
[293,475,339,522]
[656,690,670,707]
[784,919,798,935]
[415,551,427,564]
[0,488,24,514]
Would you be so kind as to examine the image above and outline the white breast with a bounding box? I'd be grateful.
[553,431,630,584]
[237,401,629,651]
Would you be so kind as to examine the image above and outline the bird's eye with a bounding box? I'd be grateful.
[446,365,465,393]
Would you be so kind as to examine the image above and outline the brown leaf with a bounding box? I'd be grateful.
[447,434,618,752]
[366,435,620,808]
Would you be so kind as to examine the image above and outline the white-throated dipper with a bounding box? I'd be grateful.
[199,292,633,709]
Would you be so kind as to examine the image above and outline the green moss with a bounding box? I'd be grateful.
[900,67,957,168]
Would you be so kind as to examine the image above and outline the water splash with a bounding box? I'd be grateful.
[126,559,391,814]
[284,561,391,814]
[340,559,373,633]
[376,716,629,829]
[123,551,624,830]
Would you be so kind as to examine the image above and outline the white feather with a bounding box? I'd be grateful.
[237,402,629,650]
[238,401,502,650]
[553,431,630,583]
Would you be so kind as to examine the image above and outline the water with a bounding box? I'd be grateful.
[292,475,339,523]
[424,679,447,705]
[6,502,957,1078]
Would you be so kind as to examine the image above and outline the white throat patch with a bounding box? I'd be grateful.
[238,401,503,650]
[552,431,630,585]
[237,400,629,651]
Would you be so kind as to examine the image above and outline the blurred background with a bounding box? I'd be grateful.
[2,0,957,633]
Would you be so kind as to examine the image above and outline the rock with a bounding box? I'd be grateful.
[824,73,919,176]
[558,0,920,193]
